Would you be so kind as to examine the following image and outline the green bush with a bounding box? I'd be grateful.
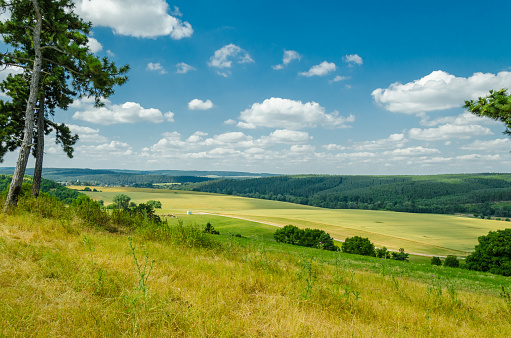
[71,195,110,228]
[203,222,219,235]
[465,228,511,276]
[431,256,442,266]
[342,236,375,256]
[375,246,391,259]
[392,248,409,261]
[443,255,460,268]
[274,225,338,251]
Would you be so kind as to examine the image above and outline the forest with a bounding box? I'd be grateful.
[183,173,511,217]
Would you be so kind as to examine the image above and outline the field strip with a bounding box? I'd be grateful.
[195,212,454,258]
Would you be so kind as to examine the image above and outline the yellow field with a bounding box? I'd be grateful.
[73,186,507,256]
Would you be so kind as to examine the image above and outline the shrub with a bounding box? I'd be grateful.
[146,200,162,209]
[465,228,511,276]
[342,236,375,256]
[443,255,460,268]
[274,225,339,251]
[431,256,442,266]
[392,248,409,261]
[71,195,110,228]
[375,246,391,259]
[203,222,219,235]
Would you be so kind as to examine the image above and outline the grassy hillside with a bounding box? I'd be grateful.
[75,186,509,257]
[185,174,511,217]
[1,194,511,336]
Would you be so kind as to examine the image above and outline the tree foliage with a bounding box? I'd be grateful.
[464,89,511,135]
[443,255,460,268]
[0,0,128,210]
[431,256,442,266]
[465,228,511,276]
[274,225,339,251]
[341,236,375,256]
[112,194,131,210]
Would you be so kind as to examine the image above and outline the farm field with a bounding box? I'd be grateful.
[73,186,508,257]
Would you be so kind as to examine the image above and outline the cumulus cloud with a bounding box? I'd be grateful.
[147,62,167,74]
[67,124,107,143]
[299,61,336,77]
[237,97,355,130]
[420,111,500,127]
[86,37,102,53]
[323,144,346,151]
[176,62,196,74]
[408,124,493,141]
[264,130,312,144]
[272,50,301,70]
[79,141,133,156]
[72,98,174,125]
[330,75,349,83]
[460,138,511,152]
[351,133,407,151]
[208,44,254,76]
[343,54,363,65]
[73,0,193,39]
[372,70,511,114]
[188,99,214,111]
[385,146,440,156]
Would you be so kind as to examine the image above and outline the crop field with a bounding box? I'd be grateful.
[73,186,508,257]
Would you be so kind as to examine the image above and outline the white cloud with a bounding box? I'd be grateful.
[79,141,133,156]
[67,124,108,143]
[408,124,493,141]
[343,54,363,65]
[330,75,349,83]
[372,70,511,114]
[176,62,196,74]
[237,97,355,130]
[188,99,214,111]
[420,111,500,127]
[460,138,511,152]
[299,61,336,77]
[272,50,301,70]
[323,144,346,151]
[351,133,407,151]
[86,37,102,53]
[72,99,174,125]
[385,146,440,156]
[264,130,311,144]
[146,62,167,74]
[208,44,254,76]
[73,0,193,39]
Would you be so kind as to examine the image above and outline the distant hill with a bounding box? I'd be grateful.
[184,173,511,217]
[0,167,276,187]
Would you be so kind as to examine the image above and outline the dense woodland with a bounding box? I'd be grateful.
[0,175,82,203]
[0,168,215,186]
[184,174,511,217]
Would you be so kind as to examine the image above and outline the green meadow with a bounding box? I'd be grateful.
[75,187,507,257]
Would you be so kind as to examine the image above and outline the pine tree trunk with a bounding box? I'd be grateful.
[32,94,45,197]
[3,0,43,212]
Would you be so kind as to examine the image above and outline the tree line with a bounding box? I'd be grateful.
[183,174,511,217]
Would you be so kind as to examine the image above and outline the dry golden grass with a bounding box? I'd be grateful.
[1,208,511,337]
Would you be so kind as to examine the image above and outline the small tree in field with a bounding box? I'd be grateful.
[113,194,131,210]
[443,255,460,268]
[431,256,442,266]
[342,236,375,256]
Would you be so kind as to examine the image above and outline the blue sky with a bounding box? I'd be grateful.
[3,0,511,175]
